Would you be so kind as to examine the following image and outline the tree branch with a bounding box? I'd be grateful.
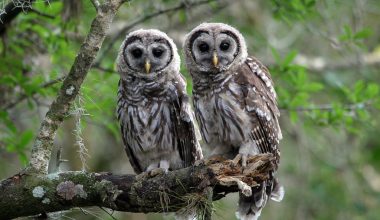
[0,0,36,35]
[280,101,374,113]
[28,0,127,175]
[29,8,55,19]
[2,75,66,111]
[0,154,275,219]
[94,0,219,66]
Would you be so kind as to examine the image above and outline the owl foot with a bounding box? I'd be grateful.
[205,154,227,165]
[232,154,248,168]
[148,168,168,177]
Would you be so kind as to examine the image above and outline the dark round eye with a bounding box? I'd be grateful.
[198,42,209,52]
[131,48,143,58]
[152,48,164,58]
[220,42,230,51]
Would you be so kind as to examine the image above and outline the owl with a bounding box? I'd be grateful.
[183,23,284,220]
[116,29,202,175]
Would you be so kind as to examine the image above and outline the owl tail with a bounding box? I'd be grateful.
[236,179,284,220]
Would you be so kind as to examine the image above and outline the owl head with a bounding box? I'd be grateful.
[117,29,180,79]
[183,23,248,75]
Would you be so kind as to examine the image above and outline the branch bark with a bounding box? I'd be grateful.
[94,0,219,66]
[28,0,126,175]
[0,154,275,220]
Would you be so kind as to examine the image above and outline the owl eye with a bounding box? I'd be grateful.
[220,42,230,51]
[131,48,143,58]
[198,43,209,53]
[152,48,164,58]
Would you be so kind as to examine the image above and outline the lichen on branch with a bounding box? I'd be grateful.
[0,154,275,219]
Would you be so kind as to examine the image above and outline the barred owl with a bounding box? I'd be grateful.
[116,29,202,175]
[184,23,284,220]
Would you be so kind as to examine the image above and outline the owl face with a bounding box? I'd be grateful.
[184,23,248,74]
[117,29,180,78]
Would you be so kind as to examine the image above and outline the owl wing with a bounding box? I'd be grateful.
[171,74,203,167]
[117,80,144,174]
[235,56,282,165]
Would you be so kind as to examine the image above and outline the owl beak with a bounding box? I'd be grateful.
[212,52,219,67]
[144,59,151,74]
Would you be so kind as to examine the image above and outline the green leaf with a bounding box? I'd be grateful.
[19,130,34,149]
[289,111,298,123]
[353,28,372,40]
[271,47,281,64]
[364,83,379,98]
[282,50,298,66]
[178,10,187,23]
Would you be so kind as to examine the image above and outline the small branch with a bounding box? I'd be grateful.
[0,154,275,219]
[281,101,373,113]
[29,8,55,19]
[90,0,101,11]
[0,0,36,35]
[292,53,380,73]
[94,0,218,66]
[2,75,66,111]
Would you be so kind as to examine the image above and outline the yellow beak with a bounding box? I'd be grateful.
[144,59,151,74]
[212,52,218,67]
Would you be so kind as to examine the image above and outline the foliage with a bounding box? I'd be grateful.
[1,0,380,219]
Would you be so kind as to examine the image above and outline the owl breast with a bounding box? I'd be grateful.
[194,81,251,154]
[118,87,183,171]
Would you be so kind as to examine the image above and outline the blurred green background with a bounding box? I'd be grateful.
[1,0,380,219]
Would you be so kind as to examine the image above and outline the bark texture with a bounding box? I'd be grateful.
[28,0,126,174]
[0,154,275,219]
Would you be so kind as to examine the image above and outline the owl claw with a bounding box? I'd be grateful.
[232,154,242,166]
[232,154,248,168]
[148,168,167,177]
[205,154,227,165]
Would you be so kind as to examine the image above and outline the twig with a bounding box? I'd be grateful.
[29,8,55,19]
[281,101,374,112]
[2,75,66,110]
[0,0,36,35]
[90,0,100,11]
[94,0,218,66]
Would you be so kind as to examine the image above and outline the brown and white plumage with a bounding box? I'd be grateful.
[116,29,202,175]
[184,23,283,220]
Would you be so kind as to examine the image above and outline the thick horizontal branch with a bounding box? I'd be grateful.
[0,154,275,219]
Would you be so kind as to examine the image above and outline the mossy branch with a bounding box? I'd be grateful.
[28,0,128,175]
[0,154,275,219]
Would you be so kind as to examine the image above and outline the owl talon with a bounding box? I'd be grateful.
[232,154,242,166]
[149,168,167,177]
[241,155,247,168]
[205,154,227,165]
[232,154,248,168]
